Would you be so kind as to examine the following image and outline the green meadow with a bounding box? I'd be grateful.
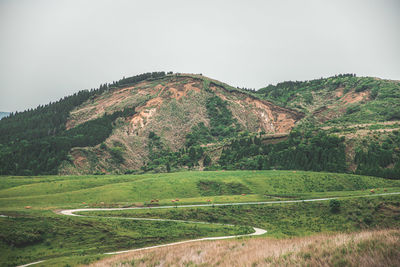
[1,170,400,210]
[1,170,400,266]
[84,194,400,238]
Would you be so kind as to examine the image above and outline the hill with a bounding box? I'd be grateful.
[0,72,399,178]
[256,74,400,125]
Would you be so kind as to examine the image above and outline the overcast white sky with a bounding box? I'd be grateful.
[0,0,399,112]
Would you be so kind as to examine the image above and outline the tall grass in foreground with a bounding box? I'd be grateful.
[89,229,400,267]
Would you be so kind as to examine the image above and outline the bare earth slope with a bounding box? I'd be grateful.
[60,74,302,175]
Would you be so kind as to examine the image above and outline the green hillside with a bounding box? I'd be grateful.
[256,74,400,125]
[1,171,400,209]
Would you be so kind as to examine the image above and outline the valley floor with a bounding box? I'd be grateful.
[1,171,400,266]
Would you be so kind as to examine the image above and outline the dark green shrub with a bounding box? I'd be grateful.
[346,105,361,115]
[196,180,251,196]
[203,155,212,166]
[329,199,341,213]
[110,147,124,163]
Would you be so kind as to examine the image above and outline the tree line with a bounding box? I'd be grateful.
[218,130,347,173]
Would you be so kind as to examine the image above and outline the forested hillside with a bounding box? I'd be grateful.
[0,72,165,175]
[0,72,399,178]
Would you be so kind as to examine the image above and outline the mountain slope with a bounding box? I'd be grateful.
[252,74,400,178]
[0,72,399,178]
[256,74,400,125]
[59,74,303,174]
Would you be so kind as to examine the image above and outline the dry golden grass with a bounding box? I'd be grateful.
[87,229,400,267]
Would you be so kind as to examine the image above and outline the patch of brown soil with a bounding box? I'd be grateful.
[341,90,370,105]
[70,150,88,168]
[313,101,355,123]
[60,77,210,174]
[244,96,301,133]
[165,82,201,100]
[129,105,159,134]
[312,106,331,122]
[128,81,202,135]
[335,87,345,97]
[310,89,371,124]
[210,85,303,134]
[68,76,204,135]
[66,81,149,129]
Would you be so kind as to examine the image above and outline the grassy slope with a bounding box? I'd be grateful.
[83,194,400,237]
[1,170,400,266]
[83,194,400,266]
[92,229,400,267]
[0,210,246,267]
[1,171,400,209]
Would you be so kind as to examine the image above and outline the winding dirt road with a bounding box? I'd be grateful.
[59,207,268,254]
[17,192,400,266]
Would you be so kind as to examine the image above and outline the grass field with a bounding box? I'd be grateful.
[81,194,400,237]
[0,210,249,266]
[1,170,400,266]
[1,170,399,210]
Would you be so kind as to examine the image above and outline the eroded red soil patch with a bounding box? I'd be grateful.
[341,90,370,104]
[211,85,302,134]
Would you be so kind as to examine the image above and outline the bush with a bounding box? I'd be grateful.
[109,147,124,163]
[370,89,378,99]
[197,180,251,196]
[329,199,341,213]
[346,105,361,115]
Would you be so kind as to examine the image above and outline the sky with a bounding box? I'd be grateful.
[0,0,399,112]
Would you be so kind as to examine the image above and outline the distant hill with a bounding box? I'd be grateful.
[256,74,400,124]
[0,112,10,119]
[0,72,399,178]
